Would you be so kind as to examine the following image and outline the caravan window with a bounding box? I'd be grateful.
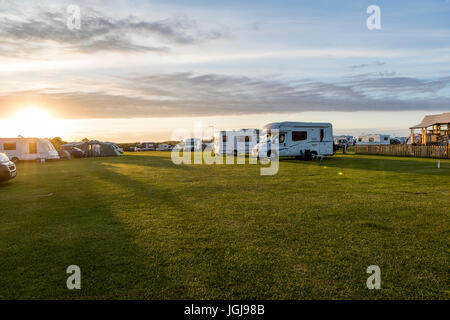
[222,135,228,142]
[292,131,307,141]
[383,137,389,141]
[369,138,374,142]
[4,143,16,150]
[320,129,324,142]
[279,134,285,143]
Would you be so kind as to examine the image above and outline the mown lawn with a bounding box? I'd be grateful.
[0,151,448,299]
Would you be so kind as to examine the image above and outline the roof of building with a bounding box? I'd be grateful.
[410,112,450,129]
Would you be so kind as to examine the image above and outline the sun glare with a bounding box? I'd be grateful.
[0,107,64,138]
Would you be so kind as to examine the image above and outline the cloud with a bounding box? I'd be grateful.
[350,61,387,69]
[1,72,449,119]
[0,6,226,56]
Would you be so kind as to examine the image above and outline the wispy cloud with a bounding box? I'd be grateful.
[1,72,449,119]
[0,6,226,56]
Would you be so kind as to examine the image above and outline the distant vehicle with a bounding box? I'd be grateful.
[156,144,170,151]
[394,137,407,144]
[0,153,17,182]
[214,129,261,156]
[252,122,334,160]
[390,138,402,145]
[0,138,60,163]
[183,138,202,152]
[135,142,155,151]
[62,147,86,158]
[333,137,349,150]
[356,134,391,145]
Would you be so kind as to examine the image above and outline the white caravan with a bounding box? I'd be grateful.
[252,122,334,159]
[356,134,390,145]
[135,142,155,151]
[183,138,202,151]
[156,144,170,151]
[0,138,60,163]
[214,129,261,155]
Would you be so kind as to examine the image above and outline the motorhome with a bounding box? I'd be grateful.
[214,129,261,155]
[356,134,390,145]
[252,122,334,160]
[0,138,60,163]
[135,142,156,151]
[183,138,202,152]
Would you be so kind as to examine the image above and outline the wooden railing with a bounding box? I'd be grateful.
[355,145,450,159]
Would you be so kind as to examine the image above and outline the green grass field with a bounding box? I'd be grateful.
[0,151,448,300]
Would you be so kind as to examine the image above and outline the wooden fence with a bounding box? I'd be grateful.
[355,145,450,159]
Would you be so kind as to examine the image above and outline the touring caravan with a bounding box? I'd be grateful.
[156,144,170,151]
[214,129,261,155]
[356,134,390,145]
[0,138,60,163]
[135,142,155,151]
[252,122,334,160]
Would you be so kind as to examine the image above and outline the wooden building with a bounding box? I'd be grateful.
[410,112,450,145]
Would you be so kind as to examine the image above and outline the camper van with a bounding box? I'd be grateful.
[252,122,334,160]
[0,138,60,163]
[356,134,390,145]
[214,129,261,155]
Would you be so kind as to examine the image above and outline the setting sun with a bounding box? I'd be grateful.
[0,107,64,138]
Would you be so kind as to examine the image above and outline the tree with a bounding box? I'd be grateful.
[81,138,89,143]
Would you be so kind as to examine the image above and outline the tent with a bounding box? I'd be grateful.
[62,140,121,157]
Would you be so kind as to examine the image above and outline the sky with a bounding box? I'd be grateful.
[0,0,449,142]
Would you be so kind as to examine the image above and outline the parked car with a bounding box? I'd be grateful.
[0,153,17,182]
[333,137,349,150]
